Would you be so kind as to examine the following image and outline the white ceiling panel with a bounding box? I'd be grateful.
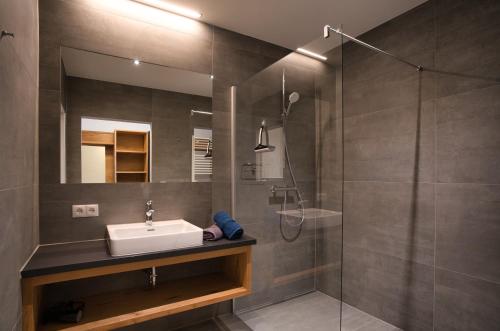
[163,0,428,49]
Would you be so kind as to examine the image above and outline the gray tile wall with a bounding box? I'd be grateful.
[342,0,500,330]
[0,0,39,330]
[37,0,288,328]
[152,90,212,183]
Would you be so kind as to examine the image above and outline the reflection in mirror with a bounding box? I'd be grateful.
[59,47,213,184]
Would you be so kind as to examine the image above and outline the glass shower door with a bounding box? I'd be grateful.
[231,34,343,330]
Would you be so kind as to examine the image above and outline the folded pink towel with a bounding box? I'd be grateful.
[203,224,223,241]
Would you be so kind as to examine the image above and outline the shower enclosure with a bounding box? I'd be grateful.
[226,2,500,329]
[228,26,431,330]
[230,33,346,330]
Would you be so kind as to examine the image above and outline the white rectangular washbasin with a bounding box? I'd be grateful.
[106,219,203,257]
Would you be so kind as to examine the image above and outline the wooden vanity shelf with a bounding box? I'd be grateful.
[22,244,252,331]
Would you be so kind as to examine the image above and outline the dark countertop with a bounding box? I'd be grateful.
[22,235,256,278]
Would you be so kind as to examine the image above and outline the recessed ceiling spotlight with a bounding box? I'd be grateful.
[132,0,202,19]
[296,48,327,61]
[133,59,141,65]
[209,74,214,80]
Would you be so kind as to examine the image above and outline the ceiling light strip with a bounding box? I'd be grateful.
[296,48,327,61]
[132,0,202,19]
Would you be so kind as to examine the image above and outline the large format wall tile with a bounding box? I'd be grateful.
[0,1,38,330]
[342,246,434,331]
[38,88,60,184]
[344,100,435,182]
[434,268,500,331]
[343,60,436,120]
[152,90,212,183]
[0,186,36,330]
[436,183,500,283]
[0,43,37,190]
[342,1,435,70]
[436,85,500,184]
[0,0,38,79]
[344,181,435,266]
[315,217,342,299]
[435,0,500,98]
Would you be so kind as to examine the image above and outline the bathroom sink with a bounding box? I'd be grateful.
[106,219,203,256]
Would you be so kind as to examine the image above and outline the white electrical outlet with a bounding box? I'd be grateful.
[72,205,87,218]
[86,204,99,217]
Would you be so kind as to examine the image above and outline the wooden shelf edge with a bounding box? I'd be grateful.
[52,287,249,331]
[115,130,149,135]
[116,150,147,154]
[82,141,114,146]
[116,171,147,174]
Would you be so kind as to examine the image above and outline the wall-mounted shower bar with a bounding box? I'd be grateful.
[324,25,423,71]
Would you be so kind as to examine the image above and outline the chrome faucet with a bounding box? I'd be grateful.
[145,200,155,226]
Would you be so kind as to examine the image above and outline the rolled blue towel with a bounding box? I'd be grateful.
[213,211,243,240]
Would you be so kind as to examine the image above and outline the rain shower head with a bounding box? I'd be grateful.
[254,144,273,153]
[254,120,275,153]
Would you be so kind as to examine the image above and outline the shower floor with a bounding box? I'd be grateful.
[236,291,401,331]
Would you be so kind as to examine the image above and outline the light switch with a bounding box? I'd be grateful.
[72,205,87,218]
[86,204,99,217]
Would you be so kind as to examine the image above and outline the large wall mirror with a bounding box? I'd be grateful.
[59,47,213,184]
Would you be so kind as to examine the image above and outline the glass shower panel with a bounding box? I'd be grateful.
[233,34,343,331]
[339,29,431,330]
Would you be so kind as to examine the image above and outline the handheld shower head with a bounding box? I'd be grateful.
[289,92,300,104]
[284,92,300,117]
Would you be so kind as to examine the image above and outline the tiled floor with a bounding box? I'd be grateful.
[237,291,401,331]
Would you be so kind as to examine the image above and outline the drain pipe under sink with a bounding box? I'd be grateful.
[144,267,157,289]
